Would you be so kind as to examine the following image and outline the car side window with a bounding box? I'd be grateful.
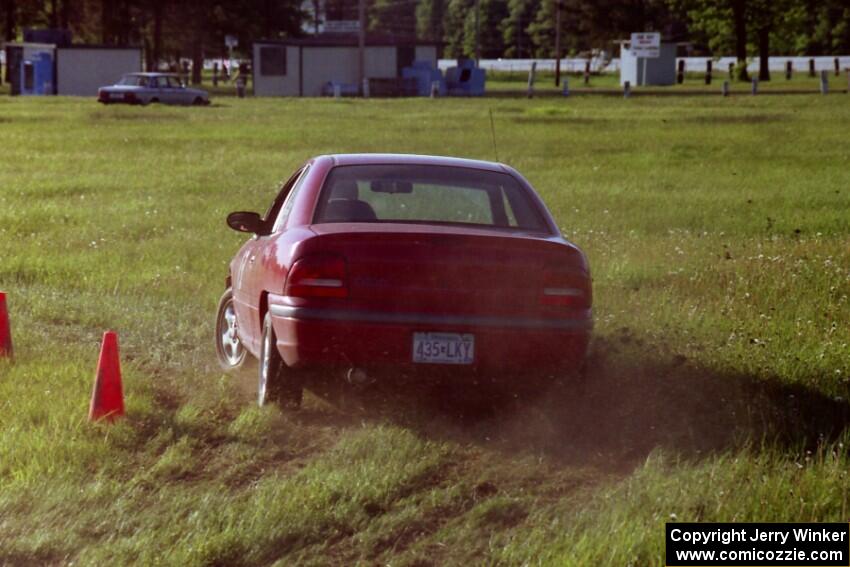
[260,166,306,234]
[273,166,310,232]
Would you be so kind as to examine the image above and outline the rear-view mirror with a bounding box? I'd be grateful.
[370,180,413,194]
[226,211,263,233]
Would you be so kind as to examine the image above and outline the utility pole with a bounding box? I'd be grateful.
[358,0,366,91]
[554,0,561,87]
[474,0,480,65]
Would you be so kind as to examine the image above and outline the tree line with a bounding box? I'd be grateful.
[1,0,303,83]
[3,0,849,82]
[419,0,849,80]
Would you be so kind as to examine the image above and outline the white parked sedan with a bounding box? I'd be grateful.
[97,72,210,106]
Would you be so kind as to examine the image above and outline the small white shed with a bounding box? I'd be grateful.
[619,40,677,86]
[252,36,439,97]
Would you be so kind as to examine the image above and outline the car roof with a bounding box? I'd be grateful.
[321,153,509,173]
[124,72,179,77]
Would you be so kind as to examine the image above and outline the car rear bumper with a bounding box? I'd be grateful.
[268,300,591,371]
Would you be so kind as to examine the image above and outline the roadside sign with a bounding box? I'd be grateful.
[630,32,660,58]
[225,35,238,48]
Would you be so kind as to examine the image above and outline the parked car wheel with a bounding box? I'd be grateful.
[258,312,303,408]
[215,288,247,371]
[192,96,205,106]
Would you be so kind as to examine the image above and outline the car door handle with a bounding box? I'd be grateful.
[249,255,256,263]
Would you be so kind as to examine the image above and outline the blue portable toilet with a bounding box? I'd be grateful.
[11,44,56,96]
[401,60,445,96]
[445,59,486,96]
[20,51,55,95]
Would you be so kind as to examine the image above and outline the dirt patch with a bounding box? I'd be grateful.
[320,331,850,473]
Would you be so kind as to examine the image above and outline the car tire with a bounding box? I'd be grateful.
[258,312,303,408]
[150,98,159,104]
[215,288,247,372]
[192,97,205,106]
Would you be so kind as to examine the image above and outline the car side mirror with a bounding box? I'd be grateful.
[227,211,263,234]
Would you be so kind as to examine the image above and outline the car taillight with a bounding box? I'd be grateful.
[98,90,107,101]
[540,269,591,308]
[285,254,348,299]
[124,92,137,103]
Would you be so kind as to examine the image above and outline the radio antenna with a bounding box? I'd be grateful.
[488,108,500,163]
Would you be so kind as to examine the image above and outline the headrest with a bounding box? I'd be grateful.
[330,180,359,200]
[322,199,378,222]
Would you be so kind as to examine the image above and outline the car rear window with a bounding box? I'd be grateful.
[314,164,548,231]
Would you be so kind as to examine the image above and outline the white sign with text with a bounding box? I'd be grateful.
[630,32,661,58]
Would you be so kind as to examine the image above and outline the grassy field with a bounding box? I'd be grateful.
[0,92,848,566]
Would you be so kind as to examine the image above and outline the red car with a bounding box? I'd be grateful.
[215,154,592,407]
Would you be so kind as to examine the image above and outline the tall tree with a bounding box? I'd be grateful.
[48,0,56,27]
[730,0,747,79]
[150,0,164,71]
[501,0,534,58]
[416,0,445,41]
[443,0,472,58]
[370,0,417,38]
[59,0,69,28]
[669,0,750,79]
[100,0,111,43]
[528,0,578,57]
[462,0,507,58]
[3,0,16,41]
[748,0,780,80]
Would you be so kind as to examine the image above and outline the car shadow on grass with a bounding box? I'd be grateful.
[318,332,850,472]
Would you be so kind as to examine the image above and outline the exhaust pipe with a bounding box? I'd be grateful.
[346,367,373,387]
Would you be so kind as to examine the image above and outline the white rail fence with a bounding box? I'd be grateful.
[439,56,850,74]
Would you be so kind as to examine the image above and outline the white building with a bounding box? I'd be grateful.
[57,47,142,95]
[252,36,439,97]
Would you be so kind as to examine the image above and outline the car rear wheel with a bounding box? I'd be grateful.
[192,97,205,106]
[258,312,303,408]
[215,288,247,371]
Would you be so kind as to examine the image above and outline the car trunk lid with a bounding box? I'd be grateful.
[303,223,588,318]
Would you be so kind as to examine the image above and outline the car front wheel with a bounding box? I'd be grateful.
[215,288,247,371]
[258,312,303,408]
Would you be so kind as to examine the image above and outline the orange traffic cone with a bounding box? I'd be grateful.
[0,292,12,359]
[89,331,125,422]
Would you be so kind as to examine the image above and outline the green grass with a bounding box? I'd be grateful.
[0,93,848,565]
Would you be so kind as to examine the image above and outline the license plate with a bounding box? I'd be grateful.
[110,93,123,100]
[412,332,474,365]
